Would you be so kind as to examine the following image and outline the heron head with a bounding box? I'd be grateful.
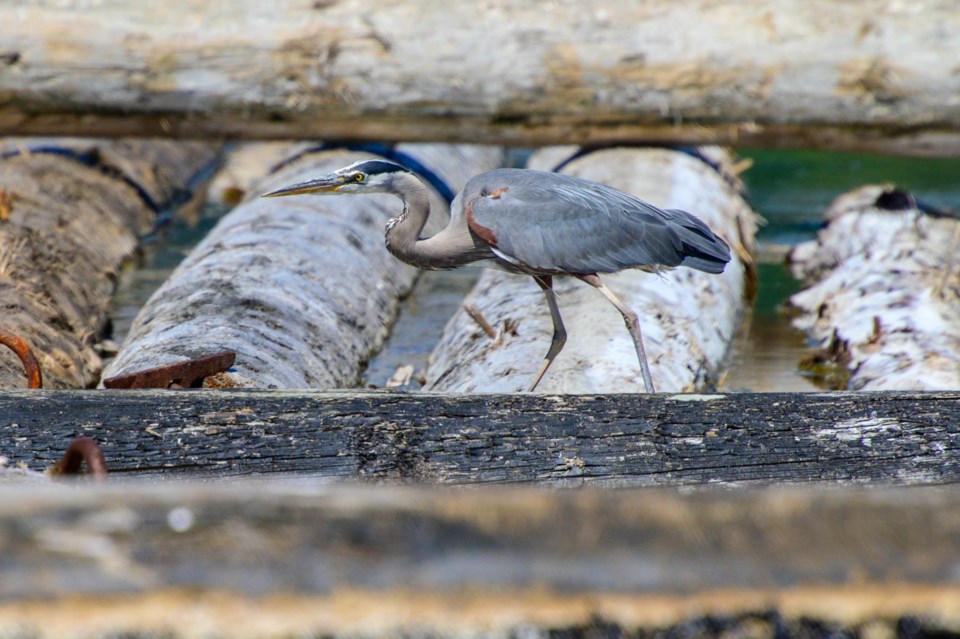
[261,159,408,198]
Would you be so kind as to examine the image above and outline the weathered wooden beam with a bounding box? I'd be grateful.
[3,389,958,484]
[2,2,960,156]
[1,483,959,637]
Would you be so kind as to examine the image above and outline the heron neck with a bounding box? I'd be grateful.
[384,174,433,267]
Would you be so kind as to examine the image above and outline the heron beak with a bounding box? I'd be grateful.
[261,174,345,198]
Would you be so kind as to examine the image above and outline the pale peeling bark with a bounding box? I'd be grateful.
[1,2,960,156]
[0,139,219,389]
[424,147,756,393]
[788,186,960,390]
[103,144,503,389]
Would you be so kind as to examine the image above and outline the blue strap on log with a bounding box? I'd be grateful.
[549,145,743,195]
[1,144,224,230]
[1,145,161,213]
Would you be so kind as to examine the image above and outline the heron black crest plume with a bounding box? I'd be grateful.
[263,163,731,393]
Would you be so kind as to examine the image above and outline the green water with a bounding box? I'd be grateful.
[741,148,960,246]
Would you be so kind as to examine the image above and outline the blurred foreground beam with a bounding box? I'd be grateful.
[2,2,960,156]
[2,389,959,483]
[0,484,959,637]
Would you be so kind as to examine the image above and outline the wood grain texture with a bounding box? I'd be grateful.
[1,2,960,155]
[2,389,958,485]
[0,140,220,389]
[425,147,756,393]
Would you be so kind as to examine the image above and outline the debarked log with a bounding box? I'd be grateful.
[102,144,503,388]
[0,139,220,389]
[425,147,756,393]
[2,389,958,484]
[2,2,960,157]
[788,186,960,390]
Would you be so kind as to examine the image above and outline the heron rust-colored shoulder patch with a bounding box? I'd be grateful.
[465,197,498,246]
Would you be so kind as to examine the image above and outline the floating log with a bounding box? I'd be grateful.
[2,2,960,156]
[425,147,756,393]
[0,483,959,637]
[0,139,220,389]
[102,144,502,388]
[788,186,960,390]
[2,389,958,484]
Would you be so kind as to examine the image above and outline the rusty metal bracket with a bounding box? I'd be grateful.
[102,351,236,389]
[0,328,42,388]
[51,436,108,480]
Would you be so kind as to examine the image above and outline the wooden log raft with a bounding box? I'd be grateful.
[2,2,960,157]
[788,186,960,390]
[102,144,502,388]
[0,139,220,389]
[1,483,959,637]
[3,389,958,484]
[425,147,756,393]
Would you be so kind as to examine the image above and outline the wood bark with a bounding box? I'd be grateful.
[2,389,958,485]
[788,186,960,390]
[0,483,959,638]
[425,147,756,393]
[1,2,960,156]
[0,139,220,389]
[101,144,502,389]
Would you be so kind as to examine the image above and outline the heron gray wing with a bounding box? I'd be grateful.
[465,169,730,275]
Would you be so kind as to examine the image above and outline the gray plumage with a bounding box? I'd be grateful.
[263,160,731,393]
[461,168,730,275]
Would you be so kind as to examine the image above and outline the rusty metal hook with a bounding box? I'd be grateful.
[51,436,108,480]
[0,328,42,388]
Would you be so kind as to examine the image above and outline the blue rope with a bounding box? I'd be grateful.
[1,145,161,213]
[549,145,740,194]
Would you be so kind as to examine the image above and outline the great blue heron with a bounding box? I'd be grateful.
[263,159,731,393]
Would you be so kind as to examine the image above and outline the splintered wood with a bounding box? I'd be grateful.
[789,185,960,390]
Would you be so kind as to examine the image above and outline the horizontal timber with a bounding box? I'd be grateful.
[2,389,958,485]
[2,1,960,155]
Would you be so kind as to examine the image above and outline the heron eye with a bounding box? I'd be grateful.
[355,174,364,182]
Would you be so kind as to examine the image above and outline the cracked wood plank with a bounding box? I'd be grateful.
[2,2,960,156]
[1,389,958,484]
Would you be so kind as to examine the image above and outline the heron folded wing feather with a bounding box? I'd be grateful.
[465,169,729,275]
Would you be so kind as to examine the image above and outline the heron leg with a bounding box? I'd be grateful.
[576,274,656,394]
[529,275,567,392]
